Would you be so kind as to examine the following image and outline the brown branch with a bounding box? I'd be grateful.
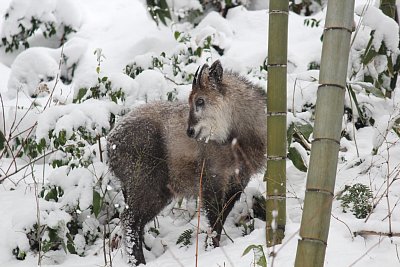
[354,230,400,237]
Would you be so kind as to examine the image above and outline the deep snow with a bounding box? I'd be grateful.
[0,0,400,266]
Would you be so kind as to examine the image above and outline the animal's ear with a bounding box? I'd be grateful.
[209,60,223,84]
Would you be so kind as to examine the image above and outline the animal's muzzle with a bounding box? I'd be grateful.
[187,127,195,138]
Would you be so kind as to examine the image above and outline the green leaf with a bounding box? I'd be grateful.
[92,190,102,218]
[242,244,258,256]
[66,233,77,254]
[287,123,295,144]
[288,146,307,172]
[295,123,313,140]
[346,84,366,125]
[257,253,268,267]
[242,245,267,267]
[45,188,59,201]
[174,31,181,40]
[362,48,378,65]
[362,34,376,65]
[352,81,385,98]
[74,88,88,103]
[387,55,394,77]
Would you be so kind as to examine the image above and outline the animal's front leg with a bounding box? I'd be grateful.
[202,178,243,247]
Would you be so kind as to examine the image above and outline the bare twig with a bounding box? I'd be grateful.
[43,45,64,109]
[331,213,354,241]
[195,159,206,267]
[4,122,37,176]
[98,134,103,162]
[103,224,108,266]
[384,140,393,235]
[0,150,56,184]
[348,239,382,267]
[31,164,42,266]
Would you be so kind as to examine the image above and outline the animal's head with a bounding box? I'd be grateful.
[186,60,232,144]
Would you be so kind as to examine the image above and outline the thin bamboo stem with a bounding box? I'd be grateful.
[265,0,289,247]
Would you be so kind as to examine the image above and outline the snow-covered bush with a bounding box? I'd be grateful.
[6,37,87,98]
[0,0,81,53]
[124,30,214,85]
[13,163,124,259]
[147,0,254,26]
[3,51,130,260]
[350,5,400,98]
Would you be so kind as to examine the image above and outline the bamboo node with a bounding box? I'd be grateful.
[266,224,286,231]
[306,187,334,197]
[266,195,286,200]
[324,26,353,33]
[266,155,287,160]
[312,137,340,145]
[300,237,327,246]
[269,10,289,15]
[267,64,287,67]
[318,83,346,90]
[266,111,286,116]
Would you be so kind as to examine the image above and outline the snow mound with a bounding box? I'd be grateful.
[134,69,169,102]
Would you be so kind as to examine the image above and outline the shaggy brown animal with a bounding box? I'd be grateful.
[107,60,266,265]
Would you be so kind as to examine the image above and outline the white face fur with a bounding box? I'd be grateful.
[190,97,232,143]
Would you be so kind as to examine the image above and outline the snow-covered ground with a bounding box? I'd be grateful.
[1,0,400,266]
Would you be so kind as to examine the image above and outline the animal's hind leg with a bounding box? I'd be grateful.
[121,209,146,265]
[203,180,243,247]
[121,183,171,266]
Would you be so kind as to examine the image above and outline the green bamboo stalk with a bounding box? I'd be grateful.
[265,0,288,247]
[294,1,355,266]
[380,0,398,98]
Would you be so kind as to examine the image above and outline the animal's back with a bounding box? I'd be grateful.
[107,101,199,200]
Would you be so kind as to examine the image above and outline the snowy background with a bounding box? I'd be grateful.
[0,0,400,266]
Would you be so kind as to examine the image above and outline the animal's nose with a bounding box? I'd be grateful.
[187,127,195,138]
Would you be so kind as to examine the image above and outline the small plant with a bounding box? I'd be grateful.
[12,247,26,260]
[337,183,373,219]
[304,18,321,28]
[176,229,194,247]
[242,244,267,267]
[307,61,320,70]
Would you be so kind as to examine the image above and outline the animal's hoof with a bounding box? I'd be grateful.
[212,236,220,247]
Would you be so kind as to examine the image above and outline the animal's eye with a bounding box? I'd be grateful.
[196,98,205,107]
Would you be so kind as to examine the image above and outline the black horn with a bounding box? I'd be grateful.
[192,66,201,86]
[197,63,209,87]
